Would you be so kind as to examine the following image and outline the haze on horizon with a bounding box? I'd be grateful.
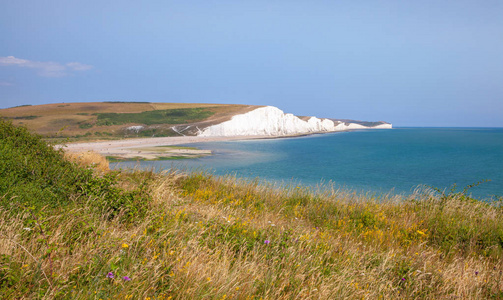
[1,0,502,127]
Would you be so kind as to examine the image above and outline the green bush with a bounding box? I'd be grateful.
[79,172,151,222]
[0,120,86,209]
[0,120,151,222]
[78,123,93,129]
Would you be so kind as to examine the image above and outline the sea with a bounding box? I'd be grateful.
[111,128,503,201]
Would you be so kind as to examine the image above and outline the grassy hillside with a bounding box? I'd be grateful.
[1,120,503,299]
[0,102,258,141]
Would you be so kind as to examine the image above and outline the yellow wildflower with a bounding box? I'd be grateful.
[416,230,427,236]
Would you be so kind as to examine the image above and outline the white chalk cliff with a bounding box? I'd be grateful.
[198,106,391,137]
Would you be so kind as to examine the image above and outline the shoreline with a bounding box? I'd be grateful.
[57,129,383,160]
[58,135,283,160]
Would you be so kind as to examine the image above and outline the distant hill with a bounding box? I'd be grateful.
[0,102,259,140]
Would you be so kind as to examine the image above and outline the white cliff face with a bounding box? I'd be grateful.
[198,106,391,137]
[335,122,392,130]
[368,123,393,129]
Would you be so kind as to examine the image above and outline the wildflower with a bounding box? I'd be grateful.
[475,271,479,275]
[106,272,114,279]
[123,276,131,281]
[401,278,405,281]
[264,240,270,245]
[23,227,31,231]
[122,243,129,249]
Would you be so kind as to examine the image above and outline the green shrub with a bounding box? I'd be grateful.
[79,172,151,222]
[78,123,93,129]
[0,120,87,209]
[0,120,151,222]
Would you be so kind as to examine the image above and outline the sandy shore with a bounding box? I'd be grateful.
[57,135,272,160]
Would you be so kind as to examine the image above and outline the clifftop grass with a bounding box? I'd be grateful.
[95,108,214,126]
[1,120,502,299]
[0,102,258,140]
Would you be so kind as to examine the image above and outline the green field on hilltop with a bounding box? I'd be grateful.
[1,119,502,299]
[95,108,214,126]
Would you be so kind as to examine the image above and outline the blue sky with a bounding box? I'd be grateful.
[1,0,502,127]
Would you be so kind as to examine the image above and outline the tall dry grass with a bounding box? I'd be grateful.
[64,151,110,173]
[1,158,502,299]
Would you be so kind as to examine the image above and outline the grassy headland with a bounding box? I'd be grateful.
[0,102,259,141]
[1,120,502,299]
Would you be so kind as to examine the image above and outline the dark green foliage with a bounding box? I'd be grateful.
[79,172,151,221]
[0,120,87,209]
[0,120,151,222]
[94,131,113,137]
[10,104,32,108]
[0,254,22,289]
[78,123,93,129]
[3,115,40,120]
[95,108,214,126]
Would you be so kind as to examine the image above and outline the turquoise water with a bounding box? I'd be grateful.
[112,128,503,200]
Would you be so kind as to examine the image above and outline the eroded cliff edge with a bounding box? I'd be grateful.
[198,106,391,137]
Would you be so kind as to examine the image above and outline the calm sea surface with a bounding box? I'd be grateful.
[112,128,503,200]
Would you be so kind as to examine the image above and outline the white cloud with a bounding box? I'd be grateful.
[0,56,28,66]
[0,56,93,77]
[0,81,13,86]
[66,62,93,71]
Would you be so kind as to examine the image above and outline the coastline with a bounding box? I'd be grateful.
[58,135,278,160]
[58,128,390,160]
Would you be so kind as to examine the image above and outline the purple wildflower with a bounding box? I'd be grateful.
[123,276,131,281]
[106,272,114,279]
[475,271,479,275]
[264,240,270,245]
[401,278,405,281]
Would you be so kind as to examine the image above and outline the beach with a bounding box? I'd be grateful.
[58,135,272,160]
